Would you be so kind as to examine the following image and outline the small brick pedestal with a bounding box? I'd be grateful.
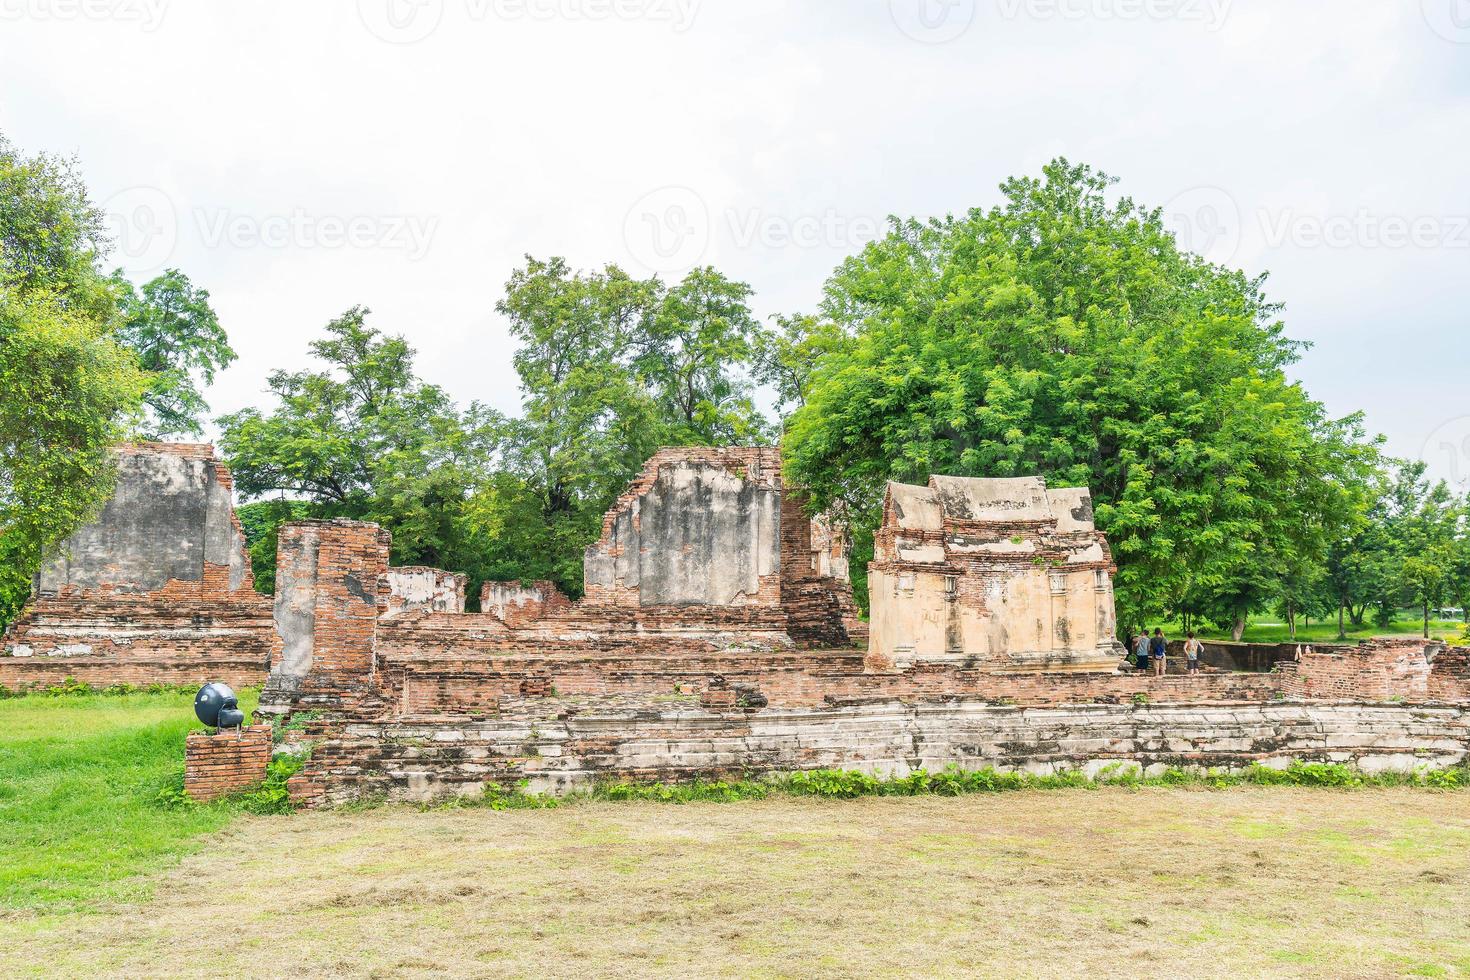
[185,725,272,801]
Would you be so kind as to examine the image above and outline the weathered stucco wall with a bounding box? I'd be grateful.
[868,475,1120,673]
[35,443,252,595]
[0,443,275,690]
[479,580,572,626]
[384,567,466,616]
[584,448,784,607]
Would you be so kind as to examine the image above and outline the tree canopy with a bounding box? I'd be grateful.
[114,269,236,439]
[781,159,1383,627]
[0,136,148,629]
[1,143,1465,641]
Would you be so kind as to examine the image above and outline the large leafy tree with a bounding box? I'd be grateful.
[1378,462,1463,637]
[0,136,147,629]
[753,313,855,415]
[487,256,768,594]
[114,269,235,439]
[217,307,499,587]
[782,159,1380,625]
[639,266,766,444]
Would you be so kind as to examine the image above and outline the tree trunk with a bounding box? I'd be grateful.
[1231,614,1246,642]
[1424,600,1431,639]
[1337,601,1346,641]
[1286,601,1297,641]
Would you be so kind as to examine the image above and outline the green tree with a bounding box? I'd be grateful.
[493,257,668,593]
[639,266,766,444]
[753,313,855,416]
[113,269,235,439]
[217,307,499,585]
[782,159,1380,625]
[0,135,115,315]
[1381,463,1462,637]
[1325,468,1408,637]
[0,137,147,629]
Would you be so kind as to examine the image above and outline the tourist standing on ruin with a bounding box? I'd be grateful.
[1183,632,1204,673]
[1151,628,1167,676]
[1133,630,1151,670]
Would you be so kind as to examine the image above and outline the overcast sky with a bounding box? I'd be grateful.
[2,0,1467,491]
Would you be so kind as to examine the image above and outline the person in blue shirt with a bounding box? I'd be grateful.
[1133,629,1152,671]
[1150,628,1168,676]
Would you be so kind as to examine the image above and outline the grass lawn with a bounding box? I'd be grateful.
[1,789,1467,977]
[1154,614,1467,645]
[0,688,257,912]
[1,693,1469,977]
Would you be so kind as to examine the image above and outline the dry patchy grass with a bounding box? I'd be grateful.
[2,789,1468,978]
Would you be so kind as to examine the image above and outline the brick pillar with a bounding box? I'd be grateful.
[261,520,391,714]
[184,725,271,801]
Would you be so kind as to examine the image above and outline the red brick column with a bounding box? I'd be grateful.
[266,520,391,711]
[184,725,272,801]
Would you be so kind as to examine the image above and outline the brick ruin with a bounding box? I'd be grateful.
[0,443,277,691]
[2,442,1467,804]
[867,475,1120,673]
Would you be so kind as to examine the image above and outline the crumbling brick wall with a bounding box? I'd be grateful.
[184,725,272,801]
[287,701,1470,806]
[384,567,466,616]
[260,520,391,716]
[0,443,276,691]
[1277,638,1435,701]
[480,580,573,626]
[1428,649,1470,702]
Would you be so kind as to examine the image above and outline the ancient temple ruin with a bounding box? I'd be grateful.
[3,442,1467,806]
[868,475,1120,672]
[0,443,278,688]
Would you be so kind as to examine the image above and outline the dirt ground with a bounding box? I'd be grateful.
[3,788,1468,979]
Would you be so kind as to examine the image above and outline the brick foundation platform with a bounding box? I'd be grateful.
[285,701,1470,806]
[184,725,272,801]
